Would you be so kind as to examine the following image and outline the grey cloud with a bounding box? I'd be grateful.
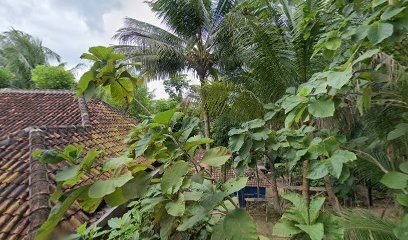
[52,0,124,31]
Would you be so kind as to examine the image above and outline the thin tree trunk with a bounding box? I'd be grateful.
[200,76,211,150]
[269,156,282,214]
[302,160,310,223]
[324,175,341,212]
[203,109,211,150]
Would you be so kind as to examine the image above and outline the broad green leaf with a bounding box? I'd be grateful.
[110,78,134,103]
[141,196,165,212]
[282,193,309,222]
[37,150,65,164]
[251,128,271,141]
[104,187,128,207]
[285,110,297,128]
[160,212,175,240]
[308,98,335,118]
[223,209,258,240]
[184,191,203,201]
[134,134,152,157]
[367,22,393,45]
[387,123,408,140]
[165,194,185,216]
[309,197,325,223]
[77,191,103,214]
[308,163,329,180]
[82,149,100,172]
[272,219,302,238]
[57,145,83,163]
[177,205,207,231]
[153,109,177,125]
[77,70,96,95]
[327,67,352,89]
[393,215,408,240]
[318,213,344,240]
[400,162,408,174]
[35,186,87,240]
[296,223,324,240]
[122,171,152,199]
[179,117,200,142]
[353,49,379,64]
[229,134,245,152]
[222,177,248,196]
[80,53,98,61]
[88,172,133,198]
[103,155,133,171]
[211,221,226,240]
[183,135,213,151]
[396,194,408,207]
[380,171,408,189]
[161,162,190,194]
[88,46,114,60]
[381,6,406,20]
[327,150,357,178]
[228,128,248,136]
[56,165,80,182]
[281,95,305,114]
[243,119,265,129]
[325,37,341,50]
[201,147,231,167]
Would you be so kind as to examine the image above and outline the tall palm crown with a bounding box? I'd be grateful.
[114,0,237,83]
[0,29,61,88]
[221,0,331,102]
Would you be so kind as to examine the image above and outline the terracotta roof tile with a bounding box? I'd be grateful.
[0,89,137,238]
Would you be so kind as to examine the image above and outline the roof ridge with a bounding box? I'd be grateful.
[0,89,75,94]
[93,98,138,122]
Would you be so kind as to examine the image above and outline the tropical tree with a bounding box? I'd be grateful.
[0,66,13,88]
[113,0,238,149]
[0,29,61,88]
[220,0,331,103]
[163,74,189,102]
[31,65,75,90]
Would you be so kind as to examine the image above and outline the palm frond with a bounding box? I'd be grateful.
[340,209,398,240]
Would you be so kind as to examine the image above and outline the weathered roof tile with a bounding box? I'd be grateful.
[0,89,137,238]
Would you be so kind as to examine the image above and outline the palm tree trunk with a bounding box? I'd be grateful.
[200,76,211,150]
[203,109,211,150]
[302,160,310,223]
[324,175,341,212]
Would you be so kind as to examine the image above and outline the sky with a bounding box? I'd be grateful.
[0,0,178,99]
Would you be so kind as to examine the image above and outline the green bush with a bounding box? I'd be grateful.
[31,65,75,90]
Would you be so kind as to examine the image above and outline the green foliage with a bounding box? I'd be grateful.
[31,65,75,89]
[77,46,141,104]
[0,67,13,88]
[340,209,398,240]
[273,193,344,240]
[35,109,264,240]
[163,74,189,101]
[0,29,60,88]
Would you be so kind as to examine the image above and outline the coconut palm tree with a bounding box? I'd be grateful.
[0,29,61,88]
[114,0,238,149]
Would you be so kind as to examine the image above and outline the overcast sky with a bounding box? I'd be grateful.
[0,0,177,98]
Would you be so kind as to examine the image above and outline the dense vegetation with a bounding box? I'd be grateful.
[19,0,408,239]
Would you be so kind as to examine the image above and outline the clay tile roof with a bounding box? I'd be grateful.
[0,89,137,239]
